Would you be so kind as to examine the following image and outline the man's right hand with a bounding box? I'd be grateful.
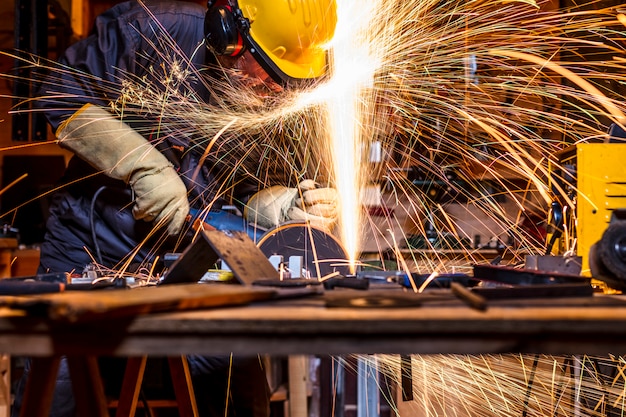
[56,104,189,236]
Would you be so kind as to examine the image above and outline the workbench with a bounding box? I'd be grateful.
[1,288,626,357]
[3,284,626,416]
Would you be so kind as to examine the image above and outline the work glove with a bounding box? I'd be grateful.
[56,103,189,236]
[245,180,338,231]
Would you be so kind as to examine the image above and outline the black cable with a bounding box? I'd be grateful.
[89,185,108,266]
[545,201,564,256]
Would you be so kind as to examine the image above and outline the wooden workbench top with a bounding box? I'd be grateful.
[0,284,624,356]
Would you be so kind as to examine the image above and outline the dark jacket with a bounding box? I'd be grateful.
[35,1,256,273]
[16,5,270,417]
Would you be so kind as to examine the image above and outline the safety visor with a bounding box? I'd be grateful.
[240,29,330,89]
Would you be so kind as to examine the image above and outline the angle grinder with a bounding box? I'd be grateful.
[186,208,350,281]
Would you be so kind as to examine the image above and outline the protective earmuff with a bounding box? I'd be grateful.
[204,0,305,88]
[204,1,246,57]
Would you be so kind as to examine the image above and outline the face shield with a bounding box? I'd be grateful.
[204,0,337,88]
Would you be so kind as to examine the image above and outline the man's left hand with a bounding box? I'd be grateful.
[286,180,338,231]
[245,180,338,232]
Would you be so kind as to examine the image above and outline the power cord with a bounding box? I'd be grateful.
[89,185,108,266]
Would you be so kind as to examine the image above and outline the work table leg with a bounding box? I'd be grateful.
[168,356,199,417]
[115,356,148,417]
[19,356,61,417]
[66,355,109,417]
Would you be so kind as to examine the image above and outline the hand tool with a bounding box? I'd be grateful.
[322,276,369,290]
[473,264,591,286]
[256,222,349,279]
[450,282,487,311]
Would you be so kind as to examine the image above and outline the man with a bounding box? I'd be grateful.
[12,1,338,416]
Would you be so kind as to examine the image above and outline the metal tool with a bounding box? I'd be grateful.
[472,263,593,301]
[323,276,369,290]
[256,222,350,279]
[0,280,66,295]
[162,229,280,285]
[0,272,124,295]
[473,264,591,286]
[450,282,487,311]
[357,270,479,289]
[589,209,626,291]
[187,207,260,240]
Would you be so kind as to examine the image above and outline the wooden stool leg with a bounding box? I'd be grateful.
[19,356,61,417]
[0,353,10,417]
[115,356,148,417]
[288,355,309,417]
[168,356,199,417]
[66,355,109,417]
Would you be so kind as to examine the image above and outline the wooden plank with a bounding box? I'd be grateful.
[5,283,275,322]
[108,399,178,409]
[0,239,18,250]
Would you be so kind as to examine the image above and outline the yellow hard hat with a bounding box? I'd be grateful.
[205,0,337,86]
[239,0,337,84]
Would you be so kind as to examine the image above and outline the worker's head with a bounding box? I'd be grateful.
[204,0,337,88]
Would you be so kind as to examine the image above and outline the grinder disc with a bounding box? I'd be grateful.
[256,222,350,279]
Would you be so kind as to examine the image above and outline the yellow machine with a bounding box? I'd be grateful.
[551,143,626,286]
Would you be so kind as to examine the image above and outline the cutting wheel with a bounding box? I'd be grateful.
[256,222,349,279]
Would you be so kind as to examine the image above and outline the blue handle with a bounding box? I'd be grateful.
[189,208,262,241]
